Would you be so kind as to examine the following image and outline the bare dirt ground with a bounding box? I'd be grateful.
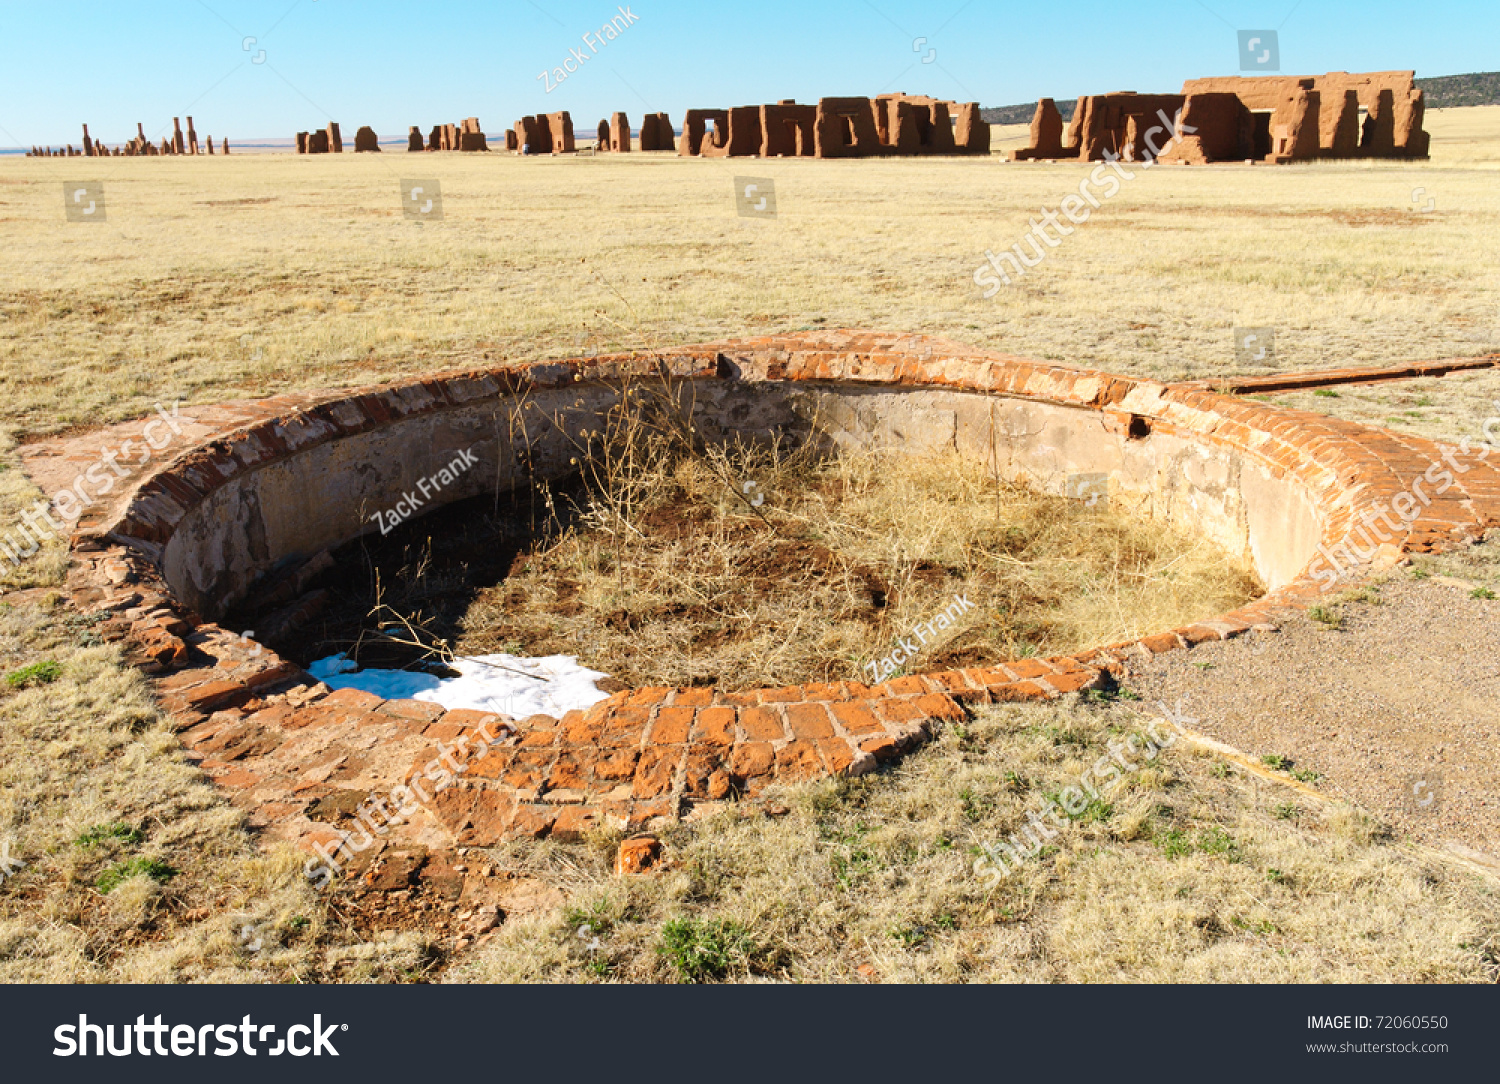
[1130,539,1500,870]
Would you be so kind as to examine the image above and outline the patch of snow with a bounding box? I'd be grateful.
[307,652,613,718]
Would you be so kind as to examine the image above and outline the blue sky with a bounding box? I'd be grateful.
[1,0,1495,147]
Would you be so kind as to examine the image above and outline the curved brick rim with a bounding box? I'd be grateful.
[50,331,1500,873]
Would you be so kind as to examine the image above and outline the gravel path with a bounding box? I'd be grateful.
[1128,571,1500,866]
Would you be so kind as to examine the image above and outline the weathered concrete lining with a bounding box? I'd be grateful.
[159,372,1314,620]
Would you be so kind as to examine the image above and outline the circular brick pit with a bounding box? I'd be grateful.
[50,331,1500,885]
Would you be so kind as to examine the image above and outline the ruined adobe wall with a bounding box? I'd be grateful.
[1181,71,1428,158]
[1012,70,1428,163]
[670,94,986,158]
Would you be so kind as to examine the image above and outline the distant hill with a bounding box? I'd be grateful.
[1417,71,1500,108]
[981,71,1500,126]
[981,101,1074,126]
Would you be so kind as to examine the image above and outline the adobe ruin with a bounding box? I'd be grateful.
[1009,70,1429,164]
[639,112,675,151]
[354,126,381,152]
[512,111,575,154]
[36,119,229,157]
[295,123,342,154]
[673,94,988,158]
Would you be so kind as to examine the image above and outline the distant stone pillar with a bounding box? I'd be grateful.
[327,122,343,152]
[610,112,631,152]
[408,126,424,151]
[296,132,309,154]
[354,126,380,152]
[187,116,199,155]
[597,119,610,147]
[222,138,231,155]
[82,124,93,156]
[172,117,185,155]
[207,136,215,154]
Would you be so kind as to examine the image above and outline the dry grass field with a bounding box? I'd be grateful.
[0,106,1498,983]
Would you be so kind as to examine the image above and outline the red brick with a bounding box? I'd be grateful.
[546,752,589,791]
[379,699,446,723]
[632,745,680,799]
[440,708,508,730]
[798,682,845,701]
[990,679,1049,701]
[728,742,774,778]
[603,706,651,737]
[693,706,737,747]
[756,686,801,704]
[508,803,556,839]
[561,711,604,745]
[774,740,825,782]
[1002,659,1052,680]
[593,746,641,781]
[875,698,924,725]
[458,790,516,846]
[816,739,856,776]
[739,706,784,742]
[785,702,835,740]
[913,692,965,721]
[627,686,672,707]
[550,806,598,841]
[682,746,723,797]
[882,676,933,695]
[859,734,900,762]
[422,721,469,742]
[214,768,261,789]
[503,750,554,790]
[465,746,515,780]
[1137,632,1184,655]
[324,687,385,710]
[649,706,694,745]
[1042,670,1099,695]
[671,687,715,707]
[182,680,247,712]
[626,798,676,829]
[518,727,559,748]
[830,701,884,735]
[926,671,976,696]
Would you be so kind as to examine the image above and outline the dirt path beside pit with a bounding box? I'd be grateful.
[1127,574,1500,867]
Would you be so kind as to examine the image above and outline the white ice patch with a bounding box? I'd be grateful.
[306,652,613,718]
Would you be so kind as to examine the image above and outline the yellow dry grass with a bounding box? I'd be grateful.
[448,699,1499,984]
[0,594,433,982]
[0,103,1496,442]
[456,438,1258,689]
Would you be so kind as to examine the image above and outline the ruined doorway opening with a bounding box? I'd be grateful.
[1251,110,1274,159]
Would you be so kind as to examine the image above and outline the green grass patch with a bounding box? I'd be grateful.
[657,917,754,983]
[96,857,176,894]
[75,823,145,848]
[5,661,61,689]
